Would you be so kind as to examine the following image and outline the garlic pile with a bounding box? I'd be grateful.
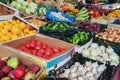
[81,43,119,66]
[60,62,106,80]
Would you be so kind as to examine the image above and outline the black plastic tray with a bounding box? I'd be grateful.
[65,29,94,45]
[48,53,106,79]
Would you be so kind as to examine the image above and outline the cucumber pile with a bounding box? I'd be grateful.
[75,7,89,21]
[42,22,73,31]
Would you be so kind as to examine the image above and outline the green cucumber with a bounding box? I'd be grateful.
[51,22,61,30]
[59,24,66,30]
[62,22,71,28]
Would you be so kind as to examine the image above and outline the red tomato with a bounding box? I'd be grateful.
[61,48,65,52]
[46,48,54,55]
[25,42,30,49]
[29,43,36,49]
[36,52,43,57]
[42,44,48,49]
[50,54,56,58]
[53,47,60,53]
[45,50,52,56]
[42,55,50,59]
[36,41,42,46]
[38,48,45,54]
[32,50,37,55]
[25,49,32,54]
[34,45,41,51]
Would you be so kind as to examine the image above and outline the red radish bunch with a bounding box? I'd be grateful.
[17,38,66,59]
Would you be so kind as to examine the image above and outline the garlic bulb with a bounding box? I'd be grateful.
[86,72,94,77]
[92,62,98,68]
[90,43,99,48]
[78,77,84,80]
[91,49,99,57]
[81,49,90,57]
[106,46,114,54]
[60,61,106,80]
[92,68,97,74]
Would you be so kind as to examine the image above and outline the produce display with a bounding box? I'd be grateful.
[26,17,48,27]
[17,38,66,59]
[96,28,120,42]
[60,3,79,14]
[11,1,37,15]
[11,0,57,17]
[108,10,120,19]
[81,43,119,66]
[75,7,89,21]
[42,22,72,31]
[0,20,36,43]
[88,5,109,18]
[67,31,90,45]
[0,1,120,80]
[60,61,106,80]
[36,4,58,17]
[0,57,40,79]
[73,21,102,33]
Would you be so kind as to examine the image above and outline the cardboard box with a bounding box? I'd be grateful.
[0,45,44,80]
[2,34,75,74]
[0,2,19,20]
[0,16,38,44]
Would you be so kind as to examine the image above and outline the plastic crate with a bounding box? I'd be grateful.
[48,53,106,79]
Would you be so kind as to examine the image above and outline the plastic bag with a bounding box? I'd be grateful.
[46,10,75,23]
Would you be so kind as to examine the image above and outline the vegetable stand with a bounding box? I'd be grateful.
[0,0,119,80]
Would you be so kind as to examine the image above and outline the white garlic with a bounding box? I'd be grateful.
[78,77,85,80]
[64,69,70,75]
[92,62,98,68]
[97,65,106,73]
[75,62,80,67]
[85,66,92,71]
[82,49,90,57]
[71,67,77,73]
[80,69,86,76]
[90,43,99,48]
[99,45,105,51]
[92,68,97,74]
[89,76,96,80]
[78,65,84,71]
[106,46,114,54]
[85,61,92,67]
[69,73,77,79]
[86,72,94,77]
[71,78,78,80]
